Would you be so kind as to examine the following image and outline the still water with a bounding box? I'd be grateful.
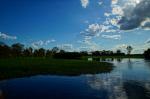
[0,59,150,99]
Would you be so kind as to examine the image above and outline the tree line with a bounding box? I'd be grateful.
[0,42,150,59]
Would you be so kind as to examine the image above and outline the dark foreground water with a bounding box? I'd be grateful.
[0,59,150,99]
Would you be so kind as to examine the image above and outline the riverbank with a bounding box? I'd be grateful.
[0,57,113,80]
[82,55,144,60]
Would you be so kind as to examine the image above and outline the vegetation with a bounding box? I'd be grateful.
[126,46,133,55]
[144,49,150,59]
[0,42,150,80]
[0,57,113,80]
[0,42,144,59]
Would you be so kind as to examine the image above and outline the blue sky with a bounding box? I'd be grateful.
[0,0,150,53]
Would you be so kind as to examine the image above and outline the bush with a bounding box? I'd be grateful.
[53,52,82,59]
[144,49,150,59]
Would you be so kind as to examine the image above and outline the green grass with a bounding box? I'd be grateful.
[0,57,113,80]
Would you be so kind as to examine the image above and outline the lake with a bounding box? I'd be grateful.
[0,58,150,99]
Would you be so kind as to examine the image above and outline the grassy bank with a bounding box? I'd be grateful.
[0,57,113,80]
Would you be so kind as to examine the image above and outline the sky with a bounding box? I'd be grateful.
[0,0,150,53]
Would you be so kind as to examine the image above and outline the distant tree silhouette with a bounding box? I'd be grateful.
[51,47,59,54]
[53,52,82,59]
[59,50,65,54]
[0,42,11,58]
[46,49,52,57]
[126,46,133,55]
[80,51,88,56]
[144,49,150,59]
[116,50,121,54]
[11,43,24,57]
[92,51,100,56]
[33,48,45,57]
[23,47,33,57]
[38,48,45,56]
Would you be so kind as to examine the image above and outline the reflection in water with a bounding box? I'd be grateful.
[86,59,150,99]
[124,82,150,99]
[86,73,128,99]
[0,59,150,99]
[127,58,133,69]
[116,58,122,63]
[89,57,124,63]
[0,90,4,99]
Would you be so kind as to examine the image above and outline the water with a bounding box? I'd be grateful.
[0,59,150,99]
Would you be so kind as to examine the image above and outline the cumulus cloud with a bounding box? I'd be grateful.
[85,23,101,36]
[112,0,118,5]
[32,39,56,48]
[80,0,89,8]
[117,0,150,30]
[82,23,117,38]
[0,32,17,40]
[102,35,121,40]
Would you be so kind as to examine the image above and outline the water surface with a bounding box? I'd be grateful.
[0,58,150,99]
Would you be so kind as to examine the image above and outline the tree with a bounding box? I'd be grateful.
[80,51,88,56]
[11,43,24,56]
[144,49,150,59]
[51,47,59,54]
[0,42,11,58]
[23,47,33,57]
[38,48,45,57]
[116,50,121,54]
[46,50,52,57]
[59,50,65,54]
[126,46,133,55]
[33,48,45,57]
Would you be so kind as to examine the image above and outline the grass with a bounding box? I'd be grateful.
[0,57,113,80]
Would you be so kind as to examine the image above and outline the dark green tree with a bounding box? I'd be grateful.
[23,47,33,57]
[0,42,11,58]
[144,49,150,59]
[126,46,133,55]
[51,47,59,54]
[11,43,24,57]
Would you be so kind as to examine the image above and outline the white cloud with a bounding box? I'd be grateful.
[145,38,150,44]
[45,39,56,45]
[32,39,56,49]
[32,40,44,49]
[112,44,128,53]
[113,41,150,54]
[80,0,89,8]
[112,0,118,5]
[98,1,103,6]
[0,32,17,40]
[83,23,116,37]
[58,44,73,51]
[104,13,111,17]
[78,38,101,51]
[112,5,124,16]
[102,35,121,40]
